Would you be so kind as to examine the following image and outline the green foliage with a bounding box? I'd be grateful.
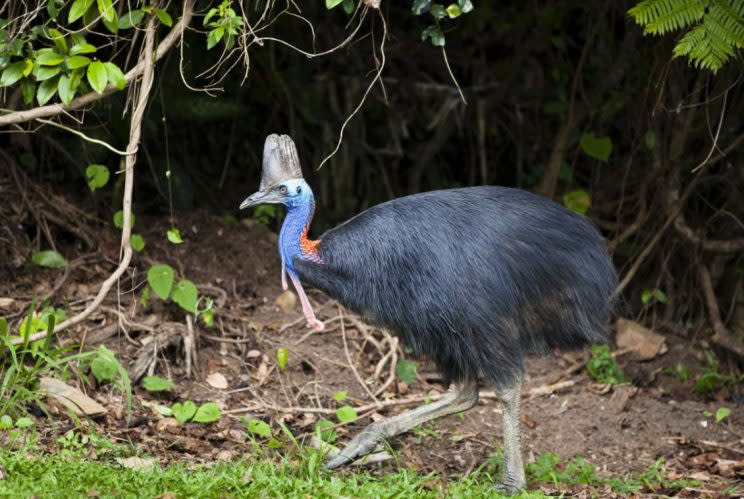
[204,1,244,50]
[315,420,337,443]
[641,288,668,305]
[31,250,67,268]
[252,205,278,226]
[335,405,357,423]
[147,264,174,300]
[276,347,289,370]
[629,0,744,72]
[715,406,731,422]
[130,234,145,252]
[85,164,109,191]
[396,358,419,383]
[247,418,272,437]
[333,390,347,402]
[166,227,184,244]
[171,400,197,423]
[145,264,210,319]
[693,350,742,393]
[169,400,220,424]
[113,210,135,229]
[192,402,221,423]
[170,279,198,313]
[579,133,613,161]
[88,346,132,419]
[142,375,175,392]
[586,344,627,385]
[412,0,474,46]
[563,190,591,214]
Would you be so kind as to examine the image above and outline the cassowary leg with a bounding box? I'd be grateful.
[324,382,479,469]
[288,273,324,331]
[496,375,526,493]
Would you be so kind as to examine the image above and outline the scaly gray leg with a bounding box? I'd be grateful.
[495,374,526,494]
[324,382,479,469]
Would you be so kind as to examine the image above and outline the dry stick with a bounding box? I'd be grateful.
[10,15,159,346]
[698,264,744,359]
[339,308,379,404]
[0,0,195,127]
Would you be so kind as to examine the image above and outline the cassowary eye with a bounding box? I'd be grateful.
[297,186,302,194]
[279,185,287,194]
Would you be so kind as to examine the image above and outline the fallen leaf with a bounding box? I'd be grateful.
[0,298,14,308]
[246,350,261,358]
[39,377,106,416]
[275,290,297,313]
[616,318,667,360]
[215,450,237,461]
[206,372,228,389]
[688,471,711,481]
[116,457,157,471]
[156,418,179,432]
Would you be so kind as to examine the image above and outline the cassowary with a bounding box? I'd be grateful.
[240,134,617,492]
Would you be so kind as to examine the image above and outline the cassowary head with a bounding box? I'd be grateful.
[240,134,312,210]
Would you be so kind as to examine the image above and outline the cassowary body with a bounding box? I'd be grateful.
[241,135,617,492]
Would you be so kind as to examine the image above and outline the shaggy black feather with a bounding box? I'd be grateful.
[294,186,617,387]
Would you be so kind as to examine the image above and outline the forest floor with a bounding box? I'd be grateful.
[1,212,743,498]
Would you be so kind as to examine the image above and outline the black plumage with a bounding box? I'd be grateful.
[295,186,617,388]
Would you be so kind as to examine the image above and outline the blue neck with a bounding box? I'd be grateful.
[279,191,316,274]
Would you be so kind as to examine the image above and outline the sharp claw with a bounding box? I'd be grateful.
[308,319,325,331]
[323,427,383,469]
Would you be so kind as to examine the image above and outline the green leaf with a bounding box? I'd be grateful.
[412,0,432,15]
[579,133,612,162]
[119,10,145,29]
[644,130,656,150]
[171,279,198,313]
[276,347,288,370]
[167,227,184,244]
[102,14,119,35]
[15,417,33,428]
[654,289,668,304]
[70,43,97,55]
[147,264,175,300]
[21,79,36,104]
[430,4,446,19]
[335,405,357,423]
[140,286,150,307]
[0,316,7,337]
[396,359,419,383]
[90,345,122,384]
[104,62,125,90]
[326,0,344,8]
[200,298,214,327]
[458,0,473,13]
[641,289,653,305]
[85,164,109,191]
[715,407,731,423]
[142,375,175,392]
[207,28,225,50]
[315,420,336,442]
[0,415,12,429]
[97,0,115,24]
[57,75,74,106]
[193,402,221,423]
[69,0,94,23]
[563,189,591,214]
[156,9,173,27]
[247,418,271,437]
[342,0,355,14]
[1,61,27,86]
[87,60,108,94]
[32,250,67,268]
[445,4,462,18]
[34,65,62,81]
[421,25,445,46]
[268,437,283,449]
[113,210,135,229]
[130,234,145,252]
[36,51,64,66]
[333,390,347,402]
[67,55,91,69]
[171,401,197,424]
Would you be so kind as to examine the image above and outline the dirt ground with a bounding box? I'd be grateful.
[2,211,743,497]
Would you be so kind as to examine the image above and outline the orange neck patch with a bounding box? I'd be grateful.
[300,226,322,261]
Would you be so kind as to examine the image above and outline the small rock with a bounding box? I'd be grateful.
[206,372,228,390]
[156,418,179,432]
[275,290,297,313]
[215,450,237,461]
[616,318,667,360]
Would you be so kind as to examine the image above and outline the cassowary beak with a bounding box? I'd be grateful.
[239,189,284,210]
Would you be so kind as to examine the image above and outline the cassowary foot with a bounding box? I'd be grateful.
[307,318,325,331]
[324,423,385,469]
[493,476,526,496]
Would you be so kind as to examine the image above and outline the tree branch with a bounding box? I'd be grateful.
[0,0,194,128]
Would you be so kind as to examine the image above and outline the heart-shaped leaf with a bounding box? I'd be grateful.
[335,405,357,423]
[172,401,197,424]
[395,359,419,383]
[171,279,198,313]
[32,250,67,268]
[166,227,183,244]
[86,164,109,191]
[113,210,135,229]
[579,133,612,162]
[130,234,145,252]
[193,402,221,423]
[563,189,591,214]
[147,264,175,300]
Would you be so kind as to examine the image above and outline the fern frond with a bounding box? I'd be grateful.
[631,0,744,71]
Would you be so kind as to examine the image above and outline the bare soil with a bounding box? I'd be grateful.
[2,212,743,497]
